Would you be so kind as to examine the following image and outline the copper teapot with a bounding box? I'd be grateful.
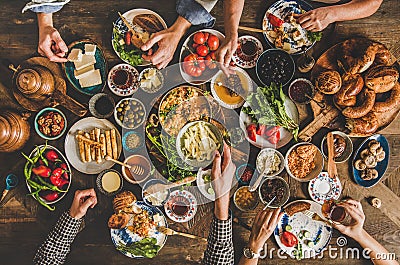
[0,109,30,153]
[11,62,87,117]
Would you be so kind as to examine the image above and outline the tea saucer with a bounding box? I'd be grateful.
[164,190,197,223]
[232,35,264,69]
[107,63,139,97]
[308,172,342,204]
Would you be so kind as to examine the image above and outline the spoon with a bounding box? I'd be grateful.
[305,93,326,109]
[263,196,277,210]
[327,132,338,179]
[0,174,19,204]
[249,158,273,192]
[144,176,196,196]
[104,156,144,176]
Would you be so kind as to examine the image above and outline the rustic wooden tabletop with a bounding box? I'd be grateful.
[0,0,399,264]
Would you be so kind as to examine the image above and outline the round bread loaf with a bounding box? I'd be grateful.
[315,70,342,94]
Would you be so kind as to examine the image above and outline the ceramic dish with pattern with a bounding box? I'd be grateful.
[107,63,139,96]
[274,200,332,259]
[308,172,342,204]
[262,0,315,55]
[352,134,389,188]
[63,39,107,96]
[110,201,168,258]
[64,117,122,174]
[210,67,253,109]
[164,190,198,223]
[232,35,264,69]
[112,9,167,66]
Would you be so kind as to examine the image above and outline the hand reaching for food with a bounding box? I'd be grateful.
[69,189,98,219]
[37,13,68,63]
[142,16,191,69]
[215,34,238,66]
[294,7,333,32]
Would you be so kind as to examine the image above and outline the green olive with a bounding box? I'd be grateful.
[125,105,131,110]
[117,107,123,112]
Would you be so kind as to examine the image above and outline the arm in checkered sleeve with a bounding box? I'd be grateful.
[33,189,97,265]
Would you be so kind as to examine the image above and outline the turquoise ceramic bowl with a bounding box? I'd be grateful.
[34,107,67,140]
[63,40,107,96]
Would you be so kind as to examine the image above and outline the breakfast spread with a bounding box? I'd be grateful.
[75,128,119,163]
[287,145,317,179]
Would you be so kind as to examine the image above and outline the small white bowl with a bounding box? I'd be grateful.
[256,148,284,177]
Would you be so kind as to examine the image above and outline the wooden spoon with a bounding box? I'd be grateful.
[144,176,196,196]
[327,132,338,179]
[104,156,144,175]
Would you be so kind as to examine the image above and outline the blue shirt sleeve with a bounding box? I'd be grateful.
[176,0,216,28]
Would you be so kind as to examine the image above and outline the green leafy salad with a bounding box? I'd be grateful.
[242,83,299,140]
[112,27,144,66]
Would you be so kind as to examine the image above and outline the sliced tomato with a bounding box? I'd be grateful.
[267,130,280,144]
[125,31,132,46]
[267,13,284,28]
[246,124,257,142]
[280,231,298,248]
[256,124,267,136]
[265,126,280,137]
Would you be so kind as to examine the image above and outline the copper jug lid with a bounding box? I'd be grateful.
[16,68,42,95]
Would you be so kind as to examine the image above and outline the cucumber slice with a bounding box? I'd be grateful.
[303,231,311,238]
[285,225,292,231]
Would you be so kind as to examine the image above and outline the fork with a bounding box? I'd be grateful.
[156,226,207,242]
[302,210,333,226]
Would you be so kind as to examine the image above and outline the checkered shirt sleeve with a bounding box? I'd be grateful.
[202,214,234,265]
[33,211,83,265]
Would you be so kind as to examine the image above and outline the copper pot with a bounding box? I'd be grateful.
[0,110,31,153]
[15,65,55,101]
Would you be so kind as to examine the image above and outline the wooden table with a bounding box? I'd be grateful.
[0,0,399,264]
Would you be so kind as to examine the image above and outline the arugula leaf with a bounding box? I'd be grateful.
[307,31,322,43]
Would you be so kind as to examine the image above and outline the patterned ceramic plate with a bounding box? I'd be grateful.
[107,63,139,96]
[308,172,342,204]
[262,0,314,55]
[232,35,264,69]
[110,201,168,258]
[274,200,332,259]
[164,190,198,223]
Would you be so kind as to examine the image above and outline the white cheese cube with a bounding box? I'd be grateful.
[74,65,95,79]
[151,75,161,88]
[78,69,102,88]
[74,54,96,71]
[67,49,82,62]
[84,44,97,55]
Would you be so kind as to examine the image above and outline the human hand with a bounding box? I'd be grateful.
[69,189,97,219]
[333,199,365,240]
[294,7,334,32]
[248,208,283,252]
[215,34,238,66]
[211,142,236,199]
[38,25,68,63]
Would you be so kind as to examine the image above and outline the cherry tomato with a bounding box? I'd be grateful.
[207,34,220,51]
[193,32,206,45]
[267,13,284,28]
[183,54,206,77]
[192,43,199,49]
[196,45,209,57]
[280,231,298,248]
[205,52,217,69]
[246,124,257,142]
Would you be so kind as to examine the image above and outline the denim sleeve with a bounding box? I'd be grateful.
[176,0,216,28]
[22,0,70,13]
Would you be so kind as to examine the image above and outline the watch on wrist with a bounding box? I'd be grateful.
[243,247,260,259]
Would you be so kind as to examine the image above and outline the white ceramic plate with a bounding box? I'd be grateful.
[179,29,225,85]
[164,190,198,223]
[274,200,332,259]
[239,98,299,148]
[112,8,168,66]
[210,68,253,109]
[196,169,215,201]
[110,201,167,258]
[26,145,72,205]
[64,117,122,174]
[308,172,342,204]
